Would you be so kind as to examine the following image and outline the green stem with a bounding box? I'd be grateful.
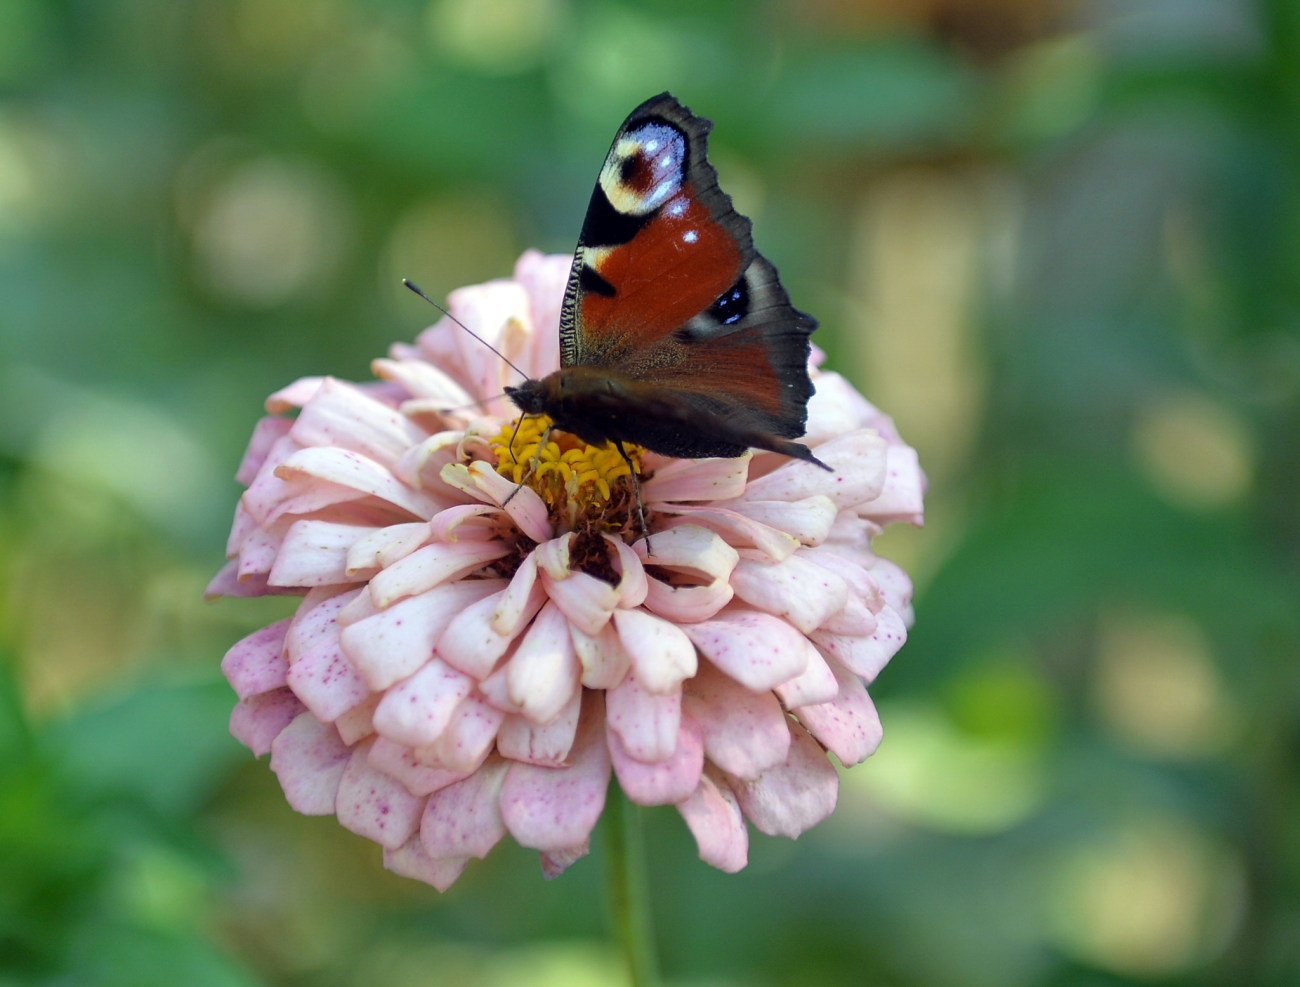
[603,784,658,987]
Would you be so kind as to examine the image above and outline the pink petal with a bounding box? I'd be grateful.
[729,554,848,634]
[368,540,508,608]
[500,697,611,851]
[494,549,546,635]
[368,737,470,796]
[269,713,351,815]
[540,844,589,880]
[656,504,800,562]
[276,446,443,519]
[506,601,581,723]
[606,673,681,762]
[643,455,750,503]
[384,835,467,892]
[221,619,290,699]
[437,586,536,680]
[269,520,377,587]
[497,687,582,765]
[427,692,504,773]
[427,504,497,543]
[372,354,472,405]
[858,445,925,523]
[607,536,649,609]
[612,607,697,695]
[346,521,433,573]
[334,694,377,744]
[289,377,427,468]
[392,432,466,491]
[570,622,632,690]
[682,609,809,692]
[340,580,499,690]
[794,664,882,766]
[335,743,425,850]
[729,721,838,839]
[772,641,840,708]
[542,569,619,637]
[637,525,738,623]
[372,657,474,747]
[286,637,372,723]
[230,687,304,756]
[726,496,838,548]
[466,462,553,543]
[678,770,748,873]
[420,757,509,859]
[609,714,704,806]
[742,431,887,508]
[265,375,325,413]
[235,416,294,486]
[681,660,791,779]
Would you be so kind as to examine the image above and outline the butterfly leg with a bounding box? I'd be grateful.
[502,423,553,508]
[615,440,652,553]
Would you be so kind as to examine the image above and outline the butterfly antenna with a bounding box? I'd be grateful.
[402,279,529,380]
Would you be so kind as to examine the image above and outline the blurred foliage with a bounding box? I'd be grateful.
[2,0,1299,984]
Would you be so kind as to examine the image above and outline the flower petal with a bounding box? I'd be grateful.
[421,757,510,859]
[497,687,582,766]
[772,640,840,708]
[570,622,632,690]
[500,696,611,851]
[336,742,425,850]
[340,581,499,690]
[612,607,697,695]
[606,673,681,762]
[368,737,470,796]
[729,720,839,839]
[643,454,750,503]
[794,663,882,766]
[678,770,748,873]
[373,657,474,748]
[741,430,887,508]
[346,521,431,574]
[505,601,580,723]
[384,835,467,892]
[221,619,290,699]
[683,609,809,692]
[230,688,304,756]
[289,377,428,469]
[729,554,848,634]
[609,714,704,806]
[275,446,445,520]
[427,692,504,773]
[270,713,351,815]
[367,540,509,608]
[681,660,790,779]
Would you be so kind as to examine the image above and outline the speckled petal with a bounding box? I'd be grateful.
[772,640,840,708]
[613,607,696,695]
[683,609,809,692]
[729,554,849,634]
[373,657,474,748]
[230,688,304,756]
[570,622,632,690]
[437,583,539,679]
[606,673,681,762]
[502,602,578,722]
[368,540,509,608]
[681,660,790,779]
[270,713,351,815]
[643,454,750,503]
[678,770,748,873]
[542,569,619,637]
[500,697,611,851]
[336,742,425,849]
[729,721,839,839]
[795,663,882,766]
[368,737,469,796]
[289,377,428,468]
[497,687,582,766]
[276,446,445,519]
[221,619,290,699]
[286,636,371,724]
[340,580,498,690]
[609,714,704,806]
[421,756,509,859]
[384,835,468,892]
[741,431,887,508]
[429,692,504,773]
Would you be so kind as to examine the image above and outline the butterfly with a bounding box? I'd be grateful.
[504,93,828,475]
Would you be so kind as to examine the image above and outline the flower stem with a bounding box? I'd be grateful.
[603,784,658,987]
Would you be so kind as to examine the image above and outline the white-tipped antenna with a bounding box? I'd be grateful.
[402,279,528,380]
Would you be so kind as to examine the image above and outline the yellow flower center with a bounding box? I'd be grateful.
[491,416,646,536]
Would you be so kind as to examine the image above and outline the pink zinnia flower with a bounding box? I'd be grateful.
[211,250,924,890]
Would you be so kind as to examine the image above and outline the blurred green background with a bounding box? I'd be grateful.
[3,0,1298,984]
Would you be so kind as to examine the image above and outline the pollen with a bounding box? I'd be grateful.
[490,416,645,534]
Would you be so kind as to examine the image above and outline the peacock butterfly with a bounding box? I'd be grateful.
[504,93,829,473]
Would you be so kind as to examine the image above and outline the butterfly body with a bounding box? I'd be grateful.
[505,93,827,471]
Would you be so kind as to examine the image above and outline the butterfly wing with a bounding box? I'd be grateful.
[556,93,820,463]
